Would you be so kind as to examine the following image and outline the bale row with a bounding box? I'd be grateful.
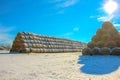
[82,47,120,55]
[17,48,81,53]
[10,32,83,53]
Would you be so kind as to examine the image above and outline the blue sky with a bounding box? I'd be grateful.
[0,0,120,44]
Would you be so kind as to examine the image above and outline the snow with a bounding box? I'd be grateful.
[0,52,120,80]
[78,55,120,75]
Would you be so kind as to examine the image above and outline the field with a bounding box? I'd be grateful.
[0,52,120,80]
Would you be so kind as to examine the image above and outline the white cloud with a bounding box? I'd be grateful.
[97,15,114,22]
[58,0,78,8]
[50,0,79,8]
[73,27,79,31]
[89,0,118,22]
[0,25,15,45]
[114,24,120,27]
[48,0,79,15]
[97,16,107,22]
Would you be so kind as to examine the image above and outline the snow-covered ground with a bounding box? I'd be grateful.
[0,50,9,53]
[0,52,120,80]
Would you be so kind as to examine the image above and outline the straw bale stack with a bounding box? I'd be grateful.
[10,32,85,53]
[82,21,120,55]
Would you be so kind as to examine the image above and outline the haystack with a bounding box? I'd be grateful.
[10,32,85,53]
[82,21,120,55]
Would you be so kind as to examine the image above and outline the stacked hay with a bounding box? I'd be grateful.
[82,21,120,55]
[10,32,85,53]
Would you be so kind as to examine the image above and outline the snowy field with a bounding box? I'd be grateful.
[0,52,120,80]
[0,50,9,53]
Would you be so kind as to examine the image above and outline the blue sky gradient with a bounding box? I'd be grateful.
[0,0,120,44]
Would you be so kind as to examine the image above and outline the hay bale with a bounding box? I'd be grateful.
[105,41,116,48]
[102,21,113,30]
[92,35,100,42]
[31,48,36,53]
[22,43,29,48]
[92,47,101,55]
[96,41,104,48]
[87,41,95,48]
[96,28,104,36]
[101,34,111,41]
[100,47,111,55]
[82,47,92,55]
[108,28,119,36]
[111,47,120,55]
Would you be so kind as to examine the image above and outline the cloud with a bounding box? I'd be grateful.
[50,0,79,8]
[57,0,79,8]
[89,0,118,22]
[73,27,79,31]
[97,15,114,22]
[114,24,120,27]
[47,0,79,15]
[0,25,15,45]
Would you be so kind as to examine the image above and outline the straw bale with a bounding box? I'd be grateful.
[25,36,29,39]
[102,21,113,30]
[92,35,100,42]
[105,41,116,48]
[36,48,40,53]
[30,40,34,43]
[100,47,111,55]
[23,48,30,53]
[32,44,36,48]
[82,47,92,55]
[21,35,25,39]
[115,39,120,47]
[92,47,101,55]
[87,41,95,48]
[111,47,120,55]
[96,28,104,36]
[28,43,32,47]
[108,28,119,35]
[96,41,104,48]
[22,43,29,48]
[29,36,33,39]
[101,34,111,41]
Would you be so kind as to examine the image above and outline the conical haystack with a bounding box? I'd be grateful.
[82,21,120,55]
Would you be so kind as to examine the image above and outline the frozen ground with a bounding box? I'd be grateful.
[0,50,9,53]
[0,52,120,80]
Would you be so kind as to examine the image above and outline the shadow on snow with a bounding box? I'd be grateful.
[77,55,120,75]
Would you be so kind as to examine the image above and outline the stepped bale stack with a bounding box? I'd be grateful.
[10,32,85,53]
[82,21,120,55]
